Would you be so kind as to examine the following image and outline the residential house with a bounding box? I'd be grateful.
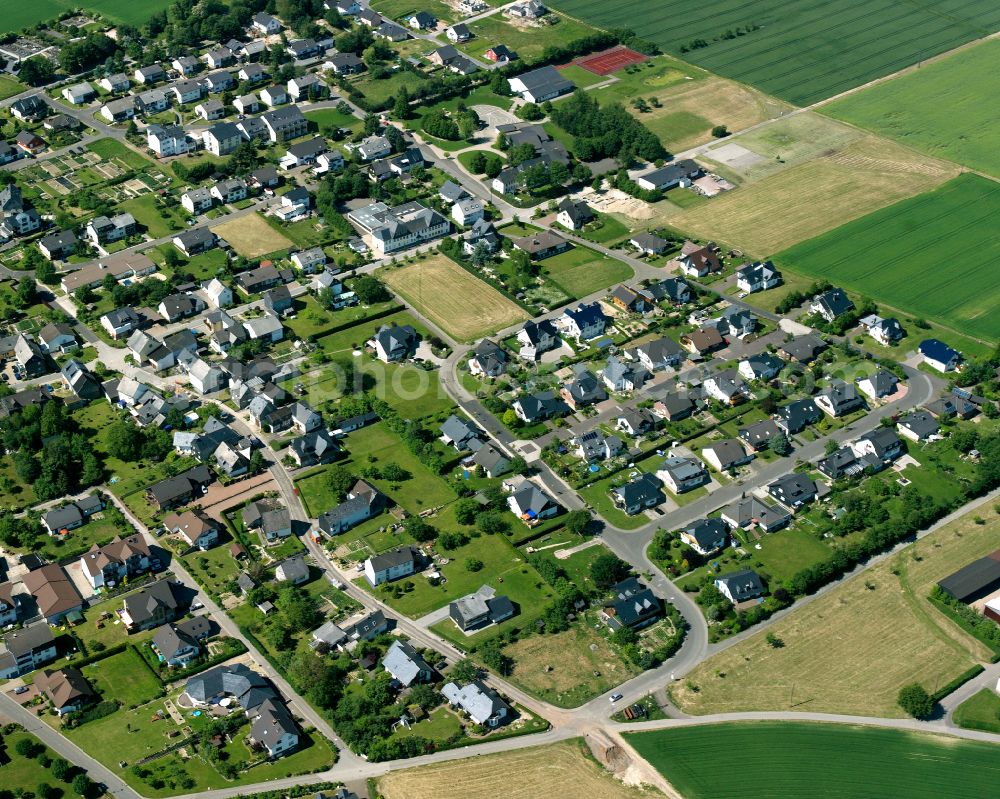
[369,324,418,362]
[317,480,387,536]
[452,197,484,226]
[611,473,663,515]
[86,213,137,245]
[21,566,83,625]
[196,99,225,121]
[511,230,570,260]
[146,464,213,510]
[37,323,76,354]
[601,576,662,631]
[704,369,748,406]
[651,391,695,422]
[681,518,728,555]
[162,509,220,550]
[810,287,854,322]
[556,198,594,230]
[253,12,283,34]
[735,261,782,293]
[61,82,95,105]
[347,200,448,255]
[135,64,166,84]
[629,336,684,372]
[601,355,647,393]
[239,64,267,83]
[101,97,136,122]
[739,418,782,451]
[471,443,511,478]
[558,302,608,342]
[516,319,559,361]
[203,121,242,156]
[701,439,753,472]
[780,335,828,364]
[561,366,607,410]
[616,407,657,437]
[897,410,940,442]
[856,371,901,406]
[0,624,58,679]
[38,230,77,261]
[205,278,234,308]
[859,314,905,346]
[35,668,95,716]
[288,73,323,101]
[276,555,310,585]
[171,79,205,105]
[512,390,567,424]
[507,482,559,524]
[738,353,784,382]
[721,495,791,533]
[202,70,236,93]
[673,241,721,277]
[382,639,432,687]
[147,124,190,157]
[324,53,364,75]
[158,292,206,323]
[135,88,171,115]
[173,227,218,256]
[408,11,437,29]
[656,456,709,494]
[681,326,725,357]
[767,473,817,509]
[469,338,508,378]
[152,620,205,667]
[61,359,101,400]
[485,45,516,63]
[574,431,622,462]
[172,56,200,76]
[815,380,865,417]
[715,569,765,605]
[442,680,511,727]
[441,414,481,451]
[919,339,962,373]
[630,232,671,256]
[80,534,152,590]
[100,307,143,340]
[364,547,419,586]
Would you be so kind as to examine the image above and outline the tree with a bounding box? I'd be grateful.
[381,463,409,481]
[353,275,391,304]
[467,151,487,174]
[770,432,792,457]
[564,509,590,536]
[35,259,57,285]
[37,784,55,799]
[15,738,40,758]
[71,774,92,797]
[74,286,95,306]
[509,456,529,476]
[19,56,55,86]
[518,102,543,121]
[393,87,411,119]
[325,465,355,500]
[502,408,518,428]
[451,658,480,682]
[454,498,479,525]
[276,585,321,633]
[897,683,934,719]
[16,278,37,309]
[465,557,484,572]
[106,420,142,461]
[51,759,71,782]
[590,553,630,590]
[711,125,730,138]
[477,512,509,536]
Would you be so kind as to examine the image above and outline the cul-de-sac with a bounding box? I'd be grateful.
[0,2,998,798]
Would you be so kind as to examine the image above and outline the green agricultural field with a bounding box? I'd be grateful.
[625,723,1000,799]
[548,0,1000,105]
[1,0,170,33]
[823,39,1000,178]
[775,174,1000,342]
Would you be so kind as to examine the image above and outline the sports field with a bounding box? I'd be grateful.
[823,39,1000,178]
[549,0,1000,105]
[667,133,956,255]
[210,213,293,259]
[1,0,169,32]
[380,255,529,342]
[775,174,1000,341]
[670,507,998,718]
[625,723,1000,799]
[378,739,650,799]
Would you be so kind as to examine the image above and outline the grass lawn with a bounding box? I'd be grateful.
[179,534,243,597]
[371,0,457,23]
[569,213,631,245]
[953,689,1000,734]
[0,75,24,101]
[262,215,346,249]
[392,705,463,741]
[1,729,75,791]
[502,620,641,707]
[211,213,293,259]
[119,194,189,239]
[33,510,136,561]
[456,12,597,63]
[823,39,1000,179]
[80,647,162,708]
[740,270,816,314]
[350,69,427,106]
[305,107,362,135]
[775,174,1000,342]
[626,722,1000,799]
[370,533,555,619]
[380,255,529,342]
[538,244,632,300]
[296,421,457,519]
[378,739,648,799]
[87,138,161,172]
[284,295,398,341]
[671,507,1000,717]
[550,0,1000,105]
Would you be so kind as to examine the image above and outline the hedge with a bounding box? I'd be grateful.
[931,665,985,703]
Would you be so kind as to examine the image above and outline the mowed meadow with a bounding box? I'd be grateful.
[549,0,1000,104]
[823,38,1000,178]
[625,723,1000,799]
[775,174,1000,342]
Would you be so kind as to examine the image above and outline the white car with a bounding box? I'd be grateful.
[609,693,623,703]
